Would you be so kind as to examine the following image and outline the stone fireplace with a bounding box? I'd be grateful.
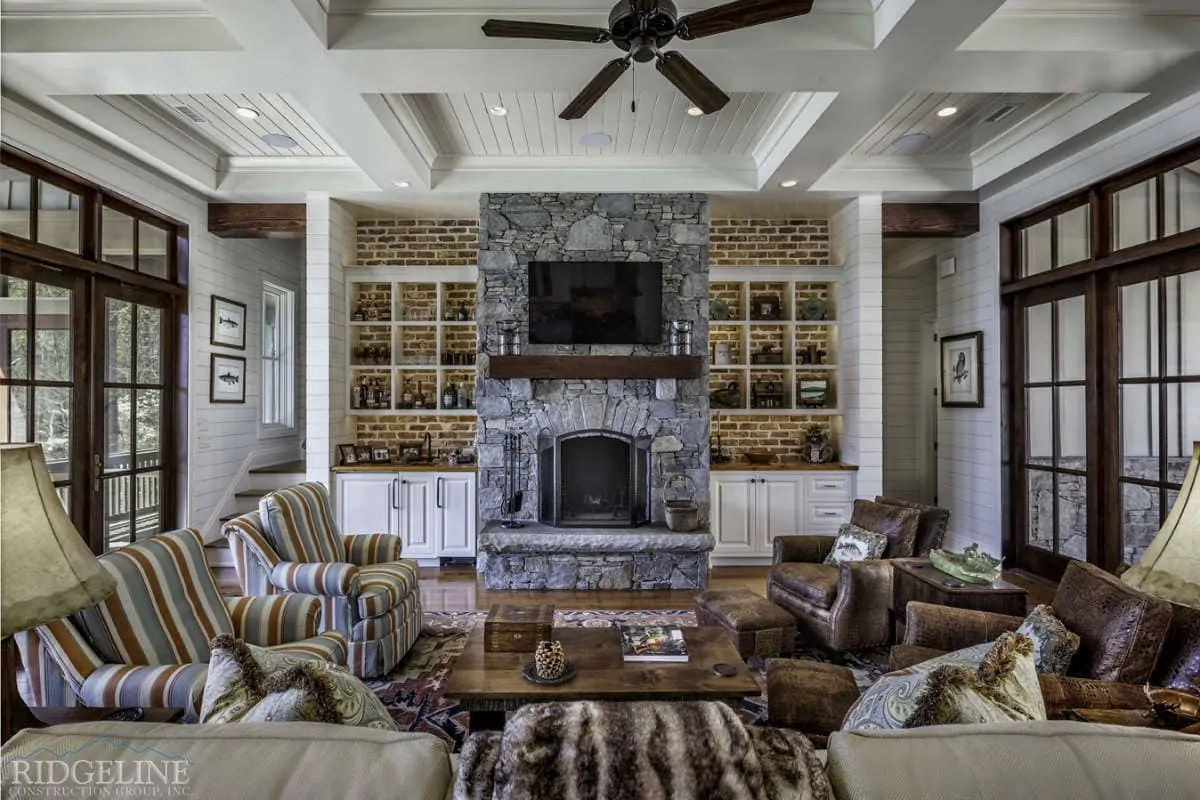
[539,429,651,527]
[474,192,715,590]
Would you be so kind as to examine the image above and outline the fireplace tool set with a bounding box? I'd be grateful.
[501,433,525,528]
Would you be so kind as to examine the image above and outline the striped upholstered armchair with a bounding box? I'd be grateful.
[222,482,421,678]
[14,528,346,721]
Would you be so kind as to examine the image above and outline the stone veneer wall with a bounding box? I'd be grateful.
[476,193,710,527]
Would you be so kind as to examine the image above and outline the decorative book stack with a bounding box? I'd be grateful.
[484,604,555,653]
[618,625,690,663]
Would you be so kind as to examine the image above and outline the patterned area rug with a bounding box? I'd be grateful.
[367,609,889,752]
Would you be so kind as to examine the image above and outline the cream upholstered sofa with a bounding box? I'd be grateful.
[2,719,1197,800]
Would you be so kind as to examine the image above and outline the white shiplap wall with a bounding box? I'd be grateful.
[882,259,937,501]
[832,195,885,499]
[304,194,356,490]
[934,90,1200,554]
[1,95,307,541]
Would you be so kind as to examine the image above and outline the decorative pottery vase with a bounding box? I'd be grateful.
[534,640,566,679]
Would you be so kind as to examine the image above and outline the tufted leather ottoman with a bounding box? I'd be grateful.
[694,588,797,664]
[766,659,862,748]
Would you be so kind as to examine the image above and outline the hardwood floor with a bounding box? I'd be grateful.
[419,566,1056,612]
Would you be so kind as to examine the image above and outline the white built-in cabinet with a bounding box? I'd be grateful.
[336,471,477,564]
[710,470,855,561]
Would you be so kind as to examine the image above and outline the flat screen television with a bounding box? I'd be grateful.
[528,261,663,345]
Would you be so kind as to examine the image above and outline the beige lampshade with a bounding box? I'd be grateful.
[1,443,117,637]
[1122,441,1200,608]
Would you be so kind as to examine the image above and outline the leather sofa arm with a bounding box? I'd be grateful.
[902,602,1024,651]
[1038,674,1150,719]
[828,560,895,649]
[773,535,837,564]
[269,561,360,597]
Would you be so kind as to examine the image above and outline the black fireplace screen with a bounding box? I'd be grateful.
[538,429,651,527]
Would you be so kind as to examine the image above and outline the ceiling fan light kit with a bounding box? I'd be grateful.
[482,0,814,121]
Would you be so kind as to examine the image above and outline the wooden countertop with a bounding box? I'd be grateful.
[332,463,478,473]
[710,461,858,471]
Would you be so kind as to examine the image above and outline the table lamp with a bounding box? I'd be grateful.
[1,443,117,742]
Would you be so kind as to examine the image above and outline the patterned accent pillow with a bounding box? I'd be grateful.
[201,635,396,730]
[841,642,994,731]
[1016,604,1081,675]
[904,632,1047,728]
[822,523,889,566]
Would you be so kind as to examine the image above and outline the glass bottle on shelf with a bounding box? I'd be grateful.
[352,301,366,322]
[442,382,458,410]
[373,379,386,409]
[398,379,411,409]
[380,301,392,322]
[358,376,370,409]
[456,300,469,321]
[366,304,379,322]
[413,381,426,409]
[457,383,471,410]
[351,378,361,409]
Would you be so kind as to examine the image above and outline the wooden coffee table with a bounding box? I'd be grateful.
[443,626,761,731]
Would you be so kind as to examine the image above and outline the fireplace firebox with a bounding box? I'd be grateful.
[538,429,651,527]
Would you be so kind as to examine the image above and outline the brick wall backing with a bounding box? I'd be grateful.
[352,217,837,458]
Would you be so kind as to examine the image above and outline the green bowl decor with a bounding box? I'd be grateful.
[929,544,1003,585]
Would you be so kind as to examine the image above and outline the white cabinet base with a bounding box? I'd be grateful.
[336,471,477,564]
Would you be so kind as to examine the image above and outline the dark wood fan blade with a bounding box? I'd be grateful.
[655,51,729,115]
[560,58,631,120]
[677,0,814,40]
[481,19,611,43]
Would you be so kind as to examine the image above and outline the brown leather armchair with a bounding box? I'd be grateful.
[890,560,1198,717]
[767,498,945,651]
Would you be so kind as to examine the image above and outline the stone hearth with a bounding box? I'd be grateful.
[478,522,714,590]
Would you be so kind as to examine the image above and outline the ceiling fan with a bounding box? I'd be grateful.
[481,0,815,120]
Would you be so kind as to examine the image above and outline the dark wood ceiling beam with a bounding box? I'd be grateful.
[208,203,306,239]
[882,203,980,238]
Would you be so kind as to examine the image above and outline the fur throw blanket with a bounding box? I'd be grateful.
[455,701,833,800]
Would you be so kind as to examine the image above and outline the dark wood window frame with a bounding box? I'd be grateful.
[1002,138,1200,580]
[1,146,189,553]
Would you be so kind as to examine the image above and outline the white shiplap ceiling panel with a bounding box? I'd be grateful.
[397,91,796,158]
[133,93,345,157]
[852,93,1063,157]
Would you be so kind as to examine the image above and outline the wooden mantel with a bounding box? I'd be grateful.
[487,355,703,380]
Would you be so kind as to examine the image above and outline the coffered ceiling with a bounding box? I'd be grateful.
[1,0,1197,211]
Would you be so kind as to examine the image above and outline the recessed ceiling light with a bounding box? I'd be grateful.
[686,106,704,117]
[260,133,300,149]
[391,180,411,189]
[580,132,612,148]
[780,180,798,188]
[937,106,958,118]
[488,105,508,116]
[234,107,260,120]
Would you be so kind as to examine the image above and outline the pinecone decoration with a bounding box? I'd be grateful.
[534,640,565,679]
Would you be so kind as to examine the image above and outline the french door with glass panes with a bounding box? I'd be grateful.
[1012,278,1097,577]
[0,258,173,552]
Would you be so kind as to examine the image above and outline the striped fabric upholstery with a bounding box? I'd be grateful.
[270,561,360,597]
[347,593,421,678]
[259,482,343,564]
[356,561,420,619]
[225,595,322,647]
[223,512,279,596]
[74,529,234,666]
[23,619,104,693]
[14,631,79,707]
[269,631,349,664]
[344,533,403,566]
[80,664,209,720]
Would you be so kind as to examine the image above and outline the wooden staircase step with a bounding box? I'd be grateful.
[234,489,271,499]
[249,460,306,474]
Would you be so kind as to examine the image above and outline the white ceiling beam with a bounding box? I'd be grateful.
[200,0,425,190]
[763,0,1010,191]
[918,50,1195,93]
[962,14,1200,52]
[0,16,240,53]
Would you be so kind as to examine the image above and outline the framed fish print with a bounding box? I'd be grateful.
[941,331,983,408]
[211,295,247,350]
[210,354,247,403]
